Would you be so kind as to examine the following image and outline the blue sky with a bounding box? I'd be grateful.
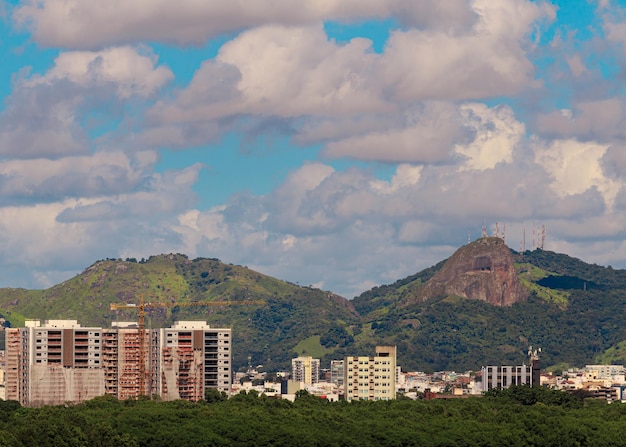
[1,0,626,298]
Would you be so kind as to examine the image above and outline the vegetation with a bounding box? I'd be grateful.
[352,249,626,371]
[0,388,625,446]
[3,248,626,372]
[0,255,360,371]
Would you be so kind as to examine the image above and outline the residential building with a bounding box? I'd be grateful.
[6,320,105,406]
[158,321,231,399]
[584,365,625,382]
[292,356,320,385]
[102,322,157,400]
[481,348,541,392]
[330,360,344,388]
[344,346,397,401]
[6,319,231,406]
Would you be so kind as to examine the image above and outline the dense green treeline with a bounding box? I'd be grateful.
[1,388,626,446]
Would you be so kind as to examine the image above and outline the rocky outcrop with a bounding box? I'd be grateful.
[416,237,528,306]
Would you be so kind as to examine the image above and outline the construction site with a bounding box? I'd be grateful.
[4,297,263,407]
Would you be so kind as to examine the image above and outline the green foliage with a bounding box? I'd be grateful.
[485,385,583,407]
[0,255,360,371]
[351,248,626,371]
[204,388,228,403]
[1,396,626,446]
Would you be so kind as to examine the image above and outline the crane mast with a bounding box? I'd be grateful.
[110,296,264,397]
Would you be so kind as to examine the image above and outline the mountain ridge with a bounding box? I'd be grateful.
[1,244,626,372]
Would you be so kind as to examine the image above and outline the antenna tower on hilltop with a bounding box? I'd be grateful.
[540,224,546,250]
[482,221,487,238]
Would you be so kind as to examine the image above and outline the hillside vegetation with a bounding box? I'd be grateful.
[0,254,359,371]
[352,248,626,371]
[3,247,626,372]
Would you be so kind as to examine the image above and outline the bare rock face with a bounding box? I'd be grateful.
[417,237,528,306]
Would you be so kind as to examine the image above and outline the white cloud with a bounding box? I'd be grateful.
[0,151,152,202]
[26,47,173,98]
[0,47,171,159]
[455,103,525,171]
[324,102,466,163]
[533,138,620,210]
[377,0,555,101]
[534,99,626,141]
[13,0,478,49]
[144,1,553,152]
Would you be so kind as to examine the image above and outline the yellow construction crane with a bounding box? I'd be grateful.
[110,295,265,397]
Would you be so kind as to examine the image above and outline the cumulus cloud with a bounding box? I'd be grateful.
[144,1,553,152]
[0,151,154,203]
[455,103,525,171]
[534,99,626,142]
[4,0,626,300]
[533,138,620,210]
[13,0,480,49]
[323,102,466,163]
[0,46,172,159]
[25,46,174,98]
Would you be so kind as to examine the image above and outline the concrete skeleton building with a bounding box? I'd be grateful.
[344,346,397,401]
[6,319,231,406]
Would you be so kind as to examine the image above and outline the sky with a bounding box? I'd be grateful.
[2,0,626,299]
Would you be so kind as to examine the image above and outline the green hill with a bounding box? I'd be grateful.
[352,248,626,371]
[0,254,360,371]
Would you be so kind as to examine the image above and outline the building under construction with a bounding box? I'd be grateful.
[6,319,231,406]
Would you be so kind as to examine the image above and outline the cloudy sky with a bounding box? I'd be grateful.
[1,0,626,298]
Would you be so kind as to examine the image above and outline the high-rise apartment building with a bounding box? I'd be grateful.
[6,320,105,406]
[344,346,396,401]
[158,321,231,400]
[292,356,320,385]
[6,319,231,406]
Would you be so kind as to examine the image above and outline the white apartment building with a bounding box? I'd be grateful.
[344,346,396,401]
[292,356,320,385]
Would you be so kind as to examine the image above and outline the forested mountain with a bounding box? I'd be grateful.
[0,254,360,371]
[353,245,626,371]
[2,243,626,372]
